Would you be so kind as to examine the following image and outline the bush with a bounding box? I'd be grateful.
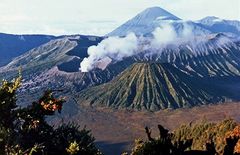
[128,121,240,155]
[0,76,102,155]
[173,119,237,154]
[129,125,193,155]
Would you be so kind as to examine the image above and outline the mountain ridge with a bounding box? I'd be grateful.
[0,33,56,66]
[78,63,230,111]
[107,7,182,36]
[198,16,240,37]
[107,7,240,37]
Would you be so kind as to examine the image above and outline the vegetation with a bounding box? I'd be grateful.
[124,120,240,155]
[79,63,228,111]
[0,75,102,155]
[2,74,240,155]
[173,119,237,154]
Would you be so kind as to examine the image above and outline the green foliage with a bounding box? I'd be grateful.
[129,120,240,155]
[52,123,101,155]
[0,76,102,155]
[79,63,228,111]
[130,125,193,155]
[66,141,80,155]
[0,76,21,128]
[173,119,237,154]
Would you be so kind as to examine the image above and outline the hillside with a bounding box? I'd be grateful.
[78,63,229,111]
[1,35,239,109]
[198,16,240,37]
[0,33,56,66]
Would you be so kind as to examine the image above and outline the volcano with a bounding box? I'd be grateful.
[107,7,181,36]
[107,7,211,36]
[78,63,229,111]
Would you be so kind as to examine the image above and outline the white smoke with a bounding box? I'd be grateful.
[80,23,194,72]
[151,22,194,49]
[80,33,138,72]
[181,23,193,38]
[151,23,177,48]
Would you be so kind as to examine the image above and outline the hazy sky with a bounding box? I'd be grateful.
[0,0,239,36]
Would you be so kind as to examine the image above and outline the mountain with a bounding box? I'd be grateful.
[134,34,240,77]
[0,35,132,98]
[0,35,103,72]
[0,7,240,110]
[107,7,210,36]
[107,7,181,36]
[0,33,56,66]
[198,16,240,37]
[78,63,229,111]
[107,7,240,37]
[1,34,240,105]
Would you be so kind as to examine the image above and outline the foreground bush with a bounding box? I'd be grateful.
[173,119,237,154]
[0,76,102,155]
[126,120,240,155]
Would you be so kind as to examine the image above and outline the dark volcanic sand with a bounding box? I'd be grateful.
[51,102,240,155]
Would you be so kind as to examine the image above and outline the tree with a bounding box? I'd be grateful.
[130,125,193,155]
[128,121,240,155]
[0,75,102,155]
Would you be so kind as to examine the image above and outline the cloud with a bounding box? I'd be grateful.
[151,23,177,48]
[163,0,239,20]
[0,0,238,35]
[150,22,194,50]
[87,20,117,24]
[0,14,30,23]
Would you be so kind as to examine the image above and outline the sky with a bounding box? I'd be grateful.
[0,0,239,36]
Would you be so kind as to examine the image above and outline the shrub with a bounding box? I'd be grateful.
[0,76,102,155]
[129,121,240,155]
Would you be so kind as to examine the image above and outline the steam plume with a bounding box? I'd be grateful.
[80,23,194,72]
[80,33,138,72]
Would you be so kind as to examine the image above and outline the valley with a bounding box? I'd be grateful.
[51,101,240,154]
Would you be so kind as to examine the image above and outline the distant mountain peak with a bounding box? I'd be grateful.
[198,16,240,36]
[138,7,181,21]
[202,16,221,20]
[199,16,223,24]
[107,6,181,36]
